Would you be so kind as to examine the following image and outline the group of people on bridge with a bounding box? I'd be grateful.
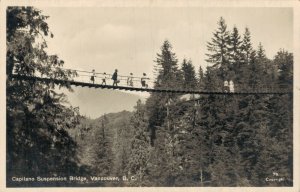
[89,69,235,92]
[90,69,149,88]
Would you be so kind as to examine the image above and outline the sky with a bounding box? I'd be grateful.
[40,7,293,118]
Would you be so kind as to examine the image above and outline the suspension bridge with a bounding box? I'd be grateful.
[10,68,293,95]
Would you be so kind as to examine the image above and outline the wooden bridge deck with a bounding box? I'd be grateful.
[11,75,292,95]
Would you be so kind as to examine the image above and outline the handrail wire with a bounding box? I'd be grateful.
[10,74,293,95]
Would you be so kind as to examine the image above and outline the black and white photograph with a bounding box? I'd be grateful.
[1,0,299,190]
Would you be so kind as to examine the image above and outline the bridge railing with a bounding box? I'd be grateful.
[71,69,156,88]
[11,67,293,93]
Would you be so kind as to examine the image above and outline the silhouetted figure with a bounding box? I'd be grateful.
[101,72,107,85]
[91,69,96,84]
[112,69,118,86]
[141,73,148,88]
[127,73,133,87]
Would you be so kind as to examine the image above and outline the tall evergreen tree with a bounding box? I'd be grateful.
[198,95,242,186]
[248,50,263,88]
[127,100,152,186]
[256,43,272,84]
[181,58,198,89]
[91,115,113,177]
[206,17,231,81]
[241,27,253,65]
[202,67,220,91]
[147,40,182,144]
[229,26,244,88]
[112,119,133,178]
[274,50,293,87]
[198,66,204,83]
[154,40,181,89]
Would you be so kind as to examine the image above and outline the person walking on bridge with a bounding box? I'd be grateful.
[101,72,107,85]
[141,73,149,88]
[112,69,118,86]
[91,69,96,84]
[127,73,134,87]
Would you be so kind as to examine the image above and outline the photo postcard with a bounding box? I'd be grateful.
[1,0,299,191]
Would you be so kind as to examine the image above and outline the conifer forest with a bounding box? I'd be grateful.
[6,7,293,187]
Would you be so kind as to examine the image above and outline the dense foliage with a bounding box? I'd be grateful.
[6,7,87,187]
